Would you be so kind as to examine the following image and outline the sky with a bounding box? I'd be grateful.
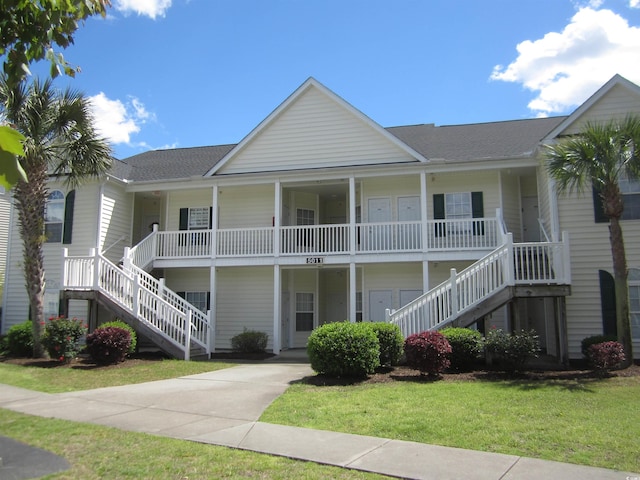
[29,0,640,160]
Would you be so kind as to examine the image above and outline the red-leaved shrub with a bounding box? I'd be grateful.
[587,341,625,372]
[404,331,451,376]
[86,326,132,365]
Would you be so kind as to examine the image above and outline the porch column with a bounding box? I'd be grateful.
[273,264,281,354]
[274,181,281,257]
[349,262,356,323]
[209,266,217,353]
[556,296,570,366]
[349,176,356,255]
[211,185,219,258]
[420,171,428,253]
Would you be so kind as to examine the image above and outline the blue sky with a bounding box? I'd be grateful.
[34,0,640,159]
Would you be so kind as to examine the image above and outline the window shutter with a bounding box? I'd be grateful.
[206,292,211,311]
[433,194,445,238]
[62,190,75,244]
[179,208,189,230]
[471,191,484,235]
[598,270,617,335]
[592,187,608,223]
[177,291,185,299]
[209,207,213,229]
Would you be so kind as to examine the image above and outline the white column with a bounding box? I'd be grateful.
[420,171,428,252]
[211,185,219,258]
[274,180,281,257]
[273,264,281,354]
[209,266,217,353]
[349,262,357,322]
[349,176,356,254]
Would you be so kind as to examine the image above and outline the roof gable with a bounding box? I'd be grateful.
[543,74,640,141]
[208,78,427,175]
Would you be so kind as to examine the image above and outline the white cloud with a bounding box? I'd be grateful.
[631,0,640,8]
[113,0,172,19]
[89,93,153,145]
[491,7,640,116]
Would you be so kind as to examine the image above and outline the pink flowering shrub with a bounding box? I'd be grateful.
[86,327,132,365]
[587,341,625,372]
[41,316,87,363]
[404,331,451,376]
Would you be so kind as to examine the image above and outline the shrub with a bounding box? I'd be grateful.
[441,327,483,371]
[587,341,626,372]
[484,328,541,372]
[581,334,617,358]
[5,320,34,357]
[41,316,87,363]
[231,328,268,353]
[404,331,451,376]
[307,322,380,377]
[86,327,132,365]
[99,320,137,354]
[366,322,404,366]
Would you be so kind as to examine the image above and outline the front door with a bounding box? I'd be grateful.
[521,196,540,241]
[369,290,393,322]
[397,196,421,249]
[367,198,392,250]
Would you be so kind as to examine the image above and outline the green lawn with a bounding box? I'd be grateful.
[261,375,640,473]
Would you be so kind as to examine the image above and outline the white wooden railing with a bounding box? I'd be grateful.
[63,248,211,360]
[138,216,502,260]
[386,232,571,338]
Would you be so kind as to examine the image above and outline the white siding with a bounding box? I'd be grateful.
[218,86,418,174]
[219,185,274,228]
[426,171,499,220]
[557,188,640,358]
[500,171,521,242]
[0,189,10,300]
[361,176,420,222]
[362,263,422,320]
[215,266,274,350]
[100,182,133,264]
[167,189,213,231]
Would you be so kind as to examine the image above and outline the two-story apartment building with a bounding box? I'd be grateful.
[2,75,639,362]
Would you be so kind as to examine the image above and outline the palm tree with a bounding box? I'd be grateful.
[0,77,112,357]
[545,115,640,368]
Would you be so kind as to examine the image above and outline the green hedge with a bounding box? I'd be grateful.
[365,322,404,366]
[441,327,483,371]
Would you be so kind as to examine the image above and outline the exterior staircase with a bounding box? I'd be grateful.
[62,247,212,360]
[386,233,571,337]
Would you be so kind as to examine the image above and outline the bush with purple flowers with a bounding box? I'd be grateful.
[587,341,625,373]
[404,331,451,376]
[86,326,132,365]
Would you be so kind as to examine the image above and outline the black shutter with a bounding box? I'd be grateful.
[62,190,75,244]
[206,292,211,311]
[592,187,608,223]
[433,194,445,237]
[179,208,189,230]
[598,270,617,335]
[209,207,213,229]
[177,291,186,299]
[471,191,484,235]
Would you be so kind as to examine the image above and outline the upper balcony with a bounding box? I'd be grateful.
[128,216,506,269]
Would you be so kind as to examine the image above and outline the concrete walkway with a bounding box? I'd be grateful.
[0,361,637,480]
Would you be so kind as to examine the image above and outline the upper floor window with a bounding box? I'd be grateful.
[594,173,640,222]
[296,208,315,226]
[179,207,212,230]
[45,190,65,242]
[433,191,484,236]
[445,192,472,219]
[629,268,640,339]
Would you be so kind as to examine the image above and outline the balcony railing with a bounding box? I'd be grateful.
[145,217,502,261]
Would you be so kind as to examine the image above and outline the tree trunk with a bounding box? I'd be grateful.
[13,160,49,358]
[609,216,633,367]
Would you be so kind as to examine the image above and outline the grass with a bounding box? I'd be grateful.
[0,358,235,393]
[0,409,389,479]
[261,375,640,473]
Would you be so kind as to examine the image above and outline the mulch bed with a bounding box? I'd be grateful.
[0,351,170,370]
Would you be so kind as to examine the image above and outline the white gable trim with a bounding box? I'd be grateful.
[543,74,640,141]
[205,77,429,176]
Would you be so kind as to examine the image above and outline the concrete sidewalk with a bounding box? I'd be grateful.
[0,362,637,480]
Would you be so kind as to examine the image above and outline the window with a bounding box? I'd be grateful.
[177,291,210,313]
[296,292,314,331]
[629,269,640,339]
[45,190,65,242]
[179,207,212,230]
[445,192,472,220]
[296,208,315,226]
[594,174,640,222]
[433,192,484,236]
[356,291,363,322]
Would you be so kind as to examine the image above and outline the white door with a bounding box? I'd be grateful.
[521,196,540,241]
[400,289,422,308]
[367,198,392,250]
[397,196,421,249]
[369,290,393,322]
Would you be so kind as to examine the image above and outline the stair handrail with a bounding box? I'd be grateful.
[126,224,158,271]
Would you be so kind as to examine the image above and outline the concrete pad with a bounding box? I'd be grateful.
[347,439,519,480]
[190,421,257,448]
[0,385,50,405]
[0,436,70,480]
[238,423,389,466]
[89,407,210,433]
[503,457,640,480]
[3,396,142,423]
[159,416,251,439]
[186,363,313,385]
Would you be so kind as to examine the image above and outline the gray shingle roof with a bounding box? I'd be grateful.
[111,117,567,182]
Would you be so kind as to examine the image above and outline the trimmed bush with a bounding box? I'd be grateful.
[86,327,132,365]
[404,331,451,376]
[484,328,541,372]
[366,322,404,366]
[587,341,625,372]
[231,328,268,353]
[441,327,483,371]
[99,320,137,354]
[307,322,380,377]
[41,316,87,363]
[581,334,617,358]
[5,320,34,357]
